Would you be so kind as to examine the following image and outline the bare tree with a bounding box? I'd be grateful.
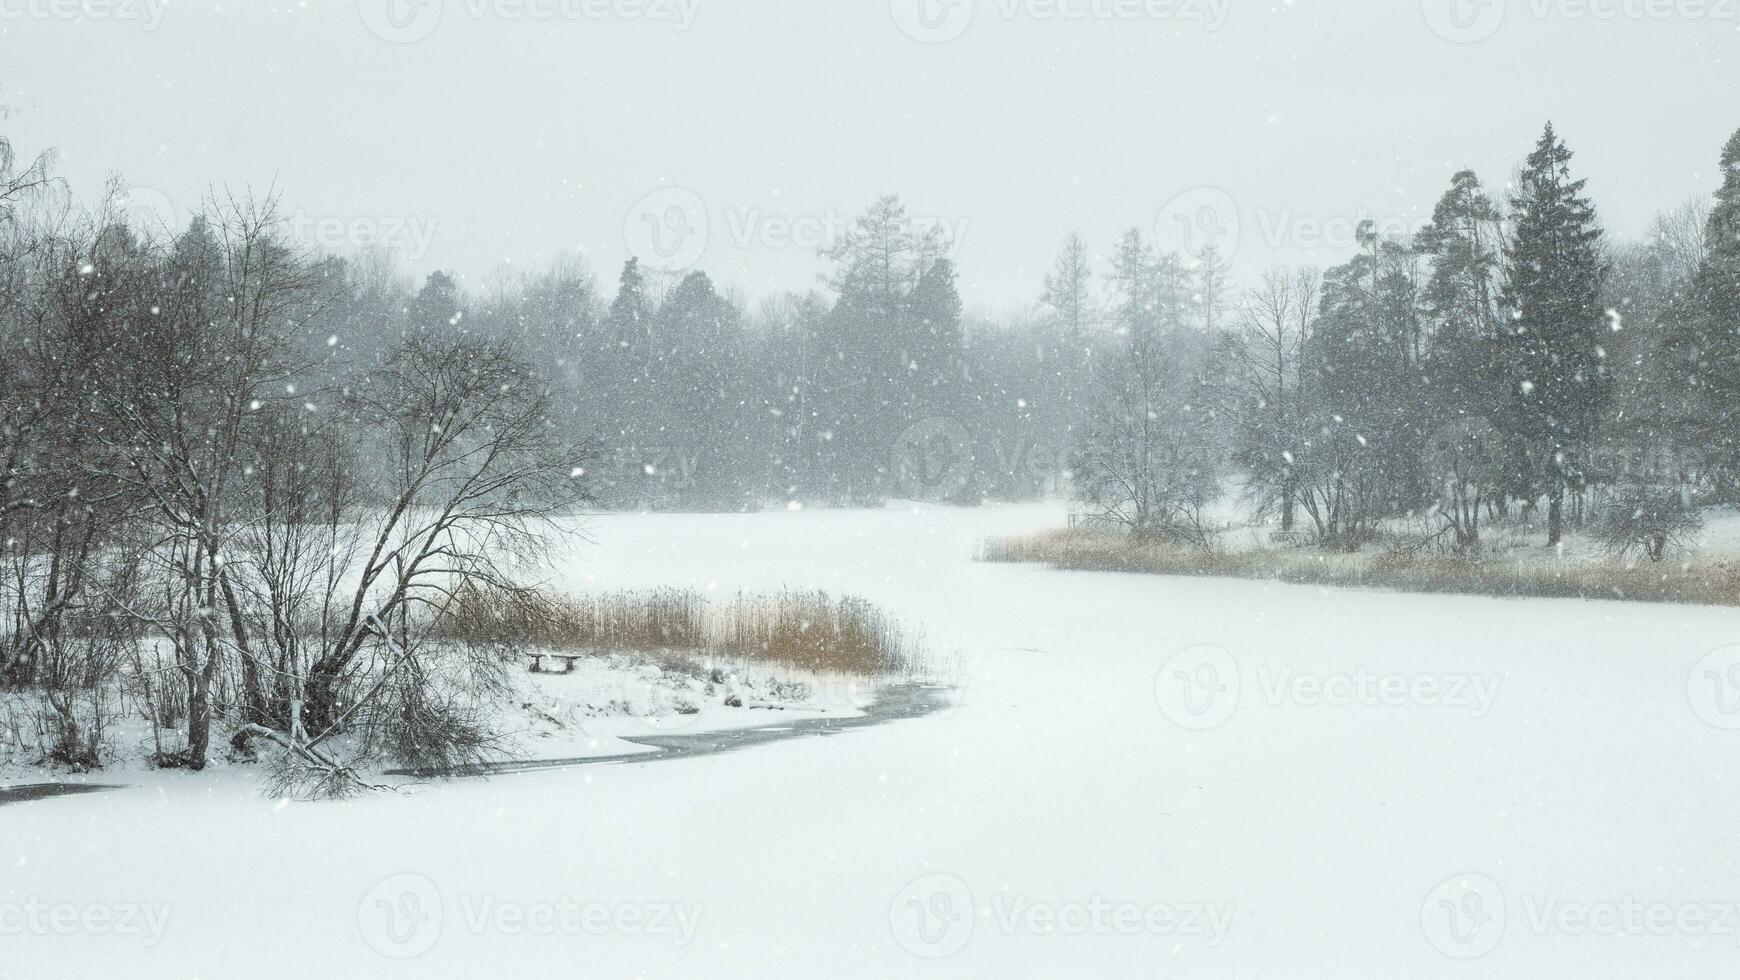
[1073,325,1222,546]
[256,331,602,791]
[1425,416,1503,551]
[1219,266,1319,534]
[73,190,338,768]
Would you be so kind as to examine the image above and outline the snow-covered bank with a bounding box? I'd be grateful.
[6,502,1739,979]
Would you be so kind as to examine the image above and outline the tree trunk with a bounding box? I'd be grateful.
[302,663,343,738]
[185,670,211,771]
[1547,489,1564,547]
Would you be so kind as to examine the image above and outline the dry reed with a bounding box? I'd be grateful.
[979,528,1740,606]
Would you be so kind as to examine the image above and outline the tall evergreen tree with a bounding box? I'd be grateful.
[1107,228,1157,338]
[1306,222,1430,535]
[1040,232,1099,447]
[1192,243,1233,332]
[606,257,650,356]
[1500,124,1610,545]
[1654,129,1740,494]
[906,258,964,396]
[1694,129,1740,333]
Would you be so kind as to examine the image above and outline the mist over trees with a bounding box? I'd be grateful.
[2,117,1739,781]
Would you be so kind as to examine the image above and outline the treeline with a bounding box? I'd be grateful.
[1078,123,1740,556]
[390,197,1106,509]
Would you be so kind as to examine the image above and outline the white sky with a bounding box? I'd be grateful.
[2,0,1735,312]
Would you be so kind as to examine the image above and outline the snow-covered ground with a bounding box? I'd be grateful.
[6,502,1740,978]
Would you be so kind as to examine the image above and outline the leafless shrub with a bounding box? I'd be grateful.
[1591,488,1704,563]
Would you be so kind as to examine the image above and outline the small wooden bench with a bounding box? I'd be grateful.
[526,653,586,675]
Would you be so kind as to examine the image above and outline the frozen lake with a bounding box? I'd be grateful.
[7,503,1739,978]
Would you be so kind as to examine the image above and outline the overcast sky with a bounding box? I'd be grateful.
[2,0,1735,311]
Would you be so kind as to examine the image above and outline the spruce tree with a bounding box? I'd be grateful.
[1681,129,1740,492]
[905,257,964,411]
[1107,228,1158,338]
[1500,124,1610,546]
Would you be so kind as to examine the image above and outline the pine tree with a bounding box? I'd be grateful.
[1414,171,1510,544]
[601,258,653,498]
[1695,129,1740,330]
[905,257,964,408]
[1107,228,1157,338]
[409,270,462,331]
[1500,124,1610,546]
[1040,233,1099,446]
[1192,243,1233,332]
[653,270,749,508]
[1675,128,1740,493]
[1416,170,1503,356]
[606,257,649,356]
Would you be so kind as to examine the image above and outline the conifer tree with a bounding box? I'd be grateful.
[1500,124,1610,546]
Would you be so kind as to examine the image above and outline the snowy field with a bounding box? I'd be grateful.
[6,503,1740,979]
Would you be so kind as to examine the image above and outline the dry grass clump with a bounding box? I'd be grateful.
[980,528,1740,607]
[714,591,919,675]
[440,587,708,651]
[436,587,918,675]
